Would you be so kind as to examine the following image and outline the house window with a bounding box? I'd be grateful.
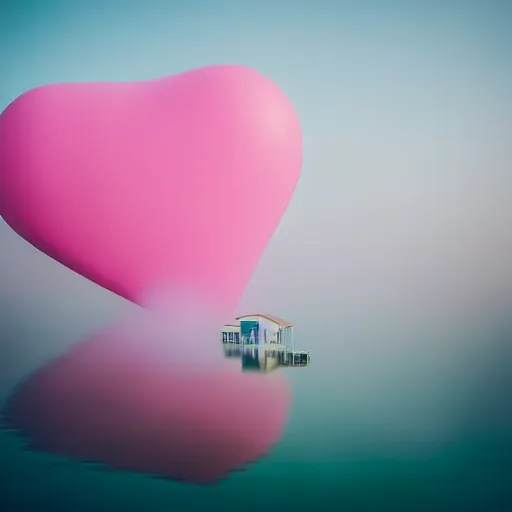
[228,332,233,341]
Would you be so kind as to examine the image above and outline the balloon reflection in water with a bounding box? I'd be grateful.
[2,311,291,485]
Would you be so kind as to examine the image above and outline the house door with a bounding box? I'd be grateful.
[241,321,259,344]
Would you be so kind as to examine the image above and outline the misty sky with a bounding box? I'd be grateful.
[1,0,511,409]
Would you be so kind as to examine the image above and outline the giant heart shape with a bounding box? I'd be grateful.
[1,310,290,485]
[0,65,302,311]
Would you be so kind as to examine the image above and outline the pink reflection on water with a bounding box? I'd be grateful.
[3,309,291,484]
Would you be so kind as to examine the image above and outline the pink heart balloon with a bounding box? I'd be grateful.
[0,65,302,312]
[2,312,290,484]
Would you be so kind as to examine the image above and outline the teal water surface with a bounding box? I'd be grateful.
[2,330,511,512]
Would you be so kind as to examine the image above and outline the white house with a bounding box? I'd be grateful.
[221,319,241,343]
[221,314,294,346]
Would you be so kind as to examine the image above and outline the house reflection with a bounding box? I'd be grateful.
[223,345,310,373]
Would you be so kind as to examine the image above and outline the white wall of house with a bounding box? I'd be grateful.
[257,317,279,343]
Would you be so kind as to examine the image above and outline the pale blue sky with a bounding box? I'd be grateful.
[1,0,511,396]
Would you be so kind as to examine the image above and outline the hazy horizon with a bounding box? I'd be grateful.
[1,1,511,510]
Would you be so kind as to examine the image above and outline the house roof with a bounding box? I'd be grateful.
[236,314,294,327]
[223,319,241,327]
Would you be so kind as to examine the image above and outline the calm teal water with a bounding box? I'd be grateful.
[2,331,512,512]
